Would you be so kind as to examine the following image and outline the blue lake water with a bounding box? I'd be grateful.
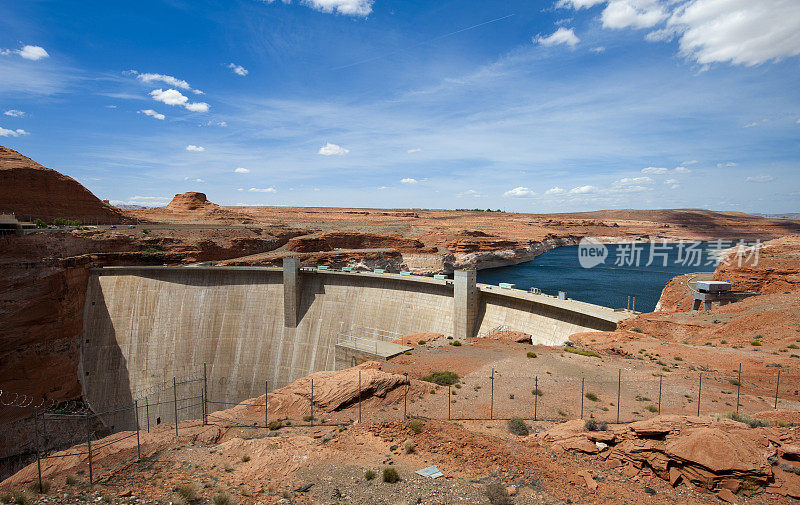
[477,243,718,312]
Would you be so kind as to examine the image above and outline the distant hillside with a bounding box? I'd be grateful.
[0,145,131,224]
[756,213,800,220]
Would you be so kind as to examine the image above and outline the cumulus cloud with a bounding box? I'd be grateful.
[234,167,250,174]
[4,110,25,117]
[1,45,49,60]
[560,0,800,66]
[545,187,565,195]
[138,109,165,120]
[228,63,248,76]
[504,186,536,198]
[716,161,737,168]
[745,175,774,182]
[641,166,668,174]
[534,27,580,48]
[401,178,418,184]
[614,176,653,185]
[150,88,209,113]
[301,0,374,16]
[0,126,28,137]
[248,187,277,193]
[457,189,484,198]
[674,166,692,173]
[186,145,205,152]
[318,142,349,156]
[665,178,678,184]
[743,121,759,128]
[569,185,597,194]
[407,148,422,154]
[129,71,203,94]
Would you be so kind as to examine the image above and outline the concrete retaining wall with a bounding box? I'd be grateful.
[78,265,629,429]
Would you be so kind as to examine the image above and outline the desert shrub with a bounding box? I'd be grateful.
[0,493,11,504]
[449,340,462,347]
[382,467,400,483]
[635,395,651,402]
[65,474,78,486]
[526,351,537,358]
[674,356,683,361]
[531,387,543,396]
[751,340,762,346]
[584,419,608,431]
[645,404,658,413]
[241,455,250,462]
[723,412,768,428]
[403,350,412,355]
[507,418,529,436]
[26,479,50,494]
[662,367,671,372]
[364,469,376,481]
[585,392,599,402]
[177,483,197,501]
[268,420,282,430]
[557,409,568,417]
[213,491,235,505]
[421,371,460,386]
[404,439,416,454]
[485,483,513,505]
[34,219,47,228]
[418,340,426,345]
[7,492,28,505]
[789,344,799,349]
[409,418,424,434]
[729,379,741,386]
[302,415,315,422]
[564,346,600,358]
[223,463,234,472]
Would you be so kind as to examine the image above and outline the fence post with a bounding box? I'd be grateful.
[173,377,179,437]
[145,396,150,433]
[448,384,451,421]
[34,407,42,493]
[775,369,781,410]
[534,376,538,422]
[580,378,585,420]
[265,380,269,428]
[616,369,621,424]
[697,373,702,417]
[203,363,208,426]
[490,368,494,421]
[134,400,141,460]
[736,364,741,414]
[85,412,93,486]
[658,375,662,415]
[403,372,408,419]
[358,371,362,424]
[310,378,314,426]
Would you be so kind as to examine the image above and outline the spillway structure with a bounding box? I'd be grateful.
[78,260,632,429]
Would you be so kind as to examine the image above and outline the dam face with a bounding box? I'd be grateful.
[79,265,629,429]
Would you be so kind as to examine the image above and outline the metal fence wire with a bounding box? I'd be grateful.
[7,361,796,492]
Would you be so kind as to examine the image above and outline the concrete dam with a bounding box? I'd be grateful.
[79,260,632,429]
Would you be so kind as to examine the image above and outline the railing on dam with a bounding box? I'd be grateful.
[336,326,410,357]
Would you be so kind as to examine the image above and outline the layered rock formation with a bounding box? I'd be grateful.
[0,145,130,224]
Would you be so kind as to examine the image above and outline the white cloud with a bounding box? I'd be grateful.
[150,88,209,112]
[743,121,759,128]
[665,178,678,184]
[248,187,277,193]
[204,120,227,127]
[318,142,349,156]
[109,195,171,206]
[673,166,692,173]
[569,185,597,194]
[138,109,165,120]
[590,46,606,53]
[681,160,699,165]
[377,186,388,190]
[504,186,536,198]
[601,0,667,29]
[228,63,248,76]
[1,45,49,61]
[4,110,25,117]
[545,186,565,195]
[716,161,738,168]
[130,71,202,94]
[641,166,668,174]
[534,27,580,48]
[401,178,418,184]
[234,167,250,174]
[614,176,653,185]
[457,189,484,198]
[301,0,373,16]
[186,145,205,152]
[556,0,605,8]
[192,178,205,183]
[0,126,28,137]
[237,188,244,191]
[745,175,774,183]
[407,148,422,154]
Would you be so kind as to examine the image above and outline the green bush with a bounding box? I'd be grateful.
[584,419,607,431]
[507,418,529,436]
[751,341,762,346]
[382,467,400,483]
[722,412,768,428]
[364,469,376,481]
[449,340,462,346]
[65,474,78,486]
[27,479,51,494]
[241,455,250,462]
[531,387,543,396]
[417,340,426,345]
[409,418,424,434]
[585,392,599,402]
[421,371,460,386]
[564,346,600,358]
[526,351,537,358]
[34,219,47,229]
[729,379,740,386]
[268,420,282,430]
[213,491,235,505]
[645,404,658,413]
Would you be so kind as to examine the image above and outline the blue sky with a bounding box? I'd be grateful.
[1,0,799,212]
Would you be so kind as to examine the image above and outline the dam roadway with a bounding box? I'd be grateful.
[79,261,634,428]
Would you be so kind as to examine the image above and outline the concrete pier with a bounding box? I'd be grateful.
[283,257,300,327]
[453,269,478,339]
